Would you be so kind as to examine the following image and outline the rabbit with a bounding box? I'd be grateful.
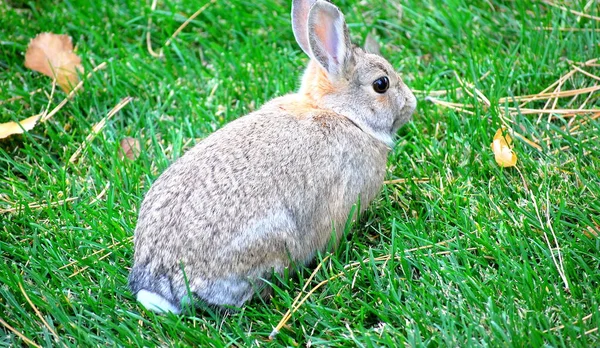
[128,0,417,314]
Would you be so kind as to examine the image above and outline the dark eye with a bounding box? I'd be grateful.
[372,76,389,93]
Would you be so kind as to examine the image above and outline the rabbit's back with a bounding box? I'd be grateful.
[129,95,389,309]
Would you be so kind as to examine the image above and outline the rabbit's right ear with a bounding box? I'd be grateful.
[292,0,318,57]
[364,32,381,56]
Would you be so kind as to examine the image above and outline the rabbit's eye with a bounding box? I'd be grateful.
[372,76,389,93]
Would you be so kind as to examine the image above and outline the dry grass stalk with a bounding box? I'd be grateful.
[498,85,600,103]
[431,72,544,151]
[0,317,42,348]
[268,254,332,339]
[69,96,133,163]
[551,135,599,155]
[560,149,591,166]
[528,59,597,121]
[384,177,430,185]
[581,327,598,336]
[428,61,598,153]
[572,65,600,81]
[425,97,475,115]
[0,197,78,214]
[146,0,161,58]
[454,72,492,107]
[534,27,600,32]
[269,273,344,340]
[269,237,469,339]
[544,309,597,332]
[531,192,570,292]
[564,112,600,133]
[541,0,600,21]
[147,0,217,58]
[89,182,111,205]
[42,80,58,119]
[18,283,60,342]
[40,62,108,123]
[511,131,543,151]
[509,107,600,115]
[59,236,133,271]
[69,252,114,278]
[574,89,598,113]
[413,71,491,98]
[544,69,568,124]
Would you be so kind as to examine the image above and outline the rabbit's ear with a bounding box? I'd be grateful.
[292,0,317,57]
[307,1,353,77]
[364,32,381,56]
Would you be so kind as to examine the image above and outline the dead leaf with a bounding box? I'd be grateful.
[491,127,518,167]
[119,137,141,160]
[583,225,599,238]
[24,33,84,92]
[0,114,42,139]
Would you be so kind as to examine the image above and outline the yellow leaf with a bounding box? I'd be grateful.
[24,33,84,92]
[491,127,517,167]
[0,114,42,139]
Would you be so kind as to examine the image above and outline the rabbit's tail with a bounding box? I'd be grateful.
[136,289,180,314]
[128,265,180,314]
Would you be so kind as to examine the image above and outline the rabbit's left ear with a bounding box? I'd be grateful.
[292,0,318,57]
[307,1,354,78]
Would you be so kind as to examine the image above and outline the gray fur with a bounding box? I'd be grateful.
[129,0,416,312]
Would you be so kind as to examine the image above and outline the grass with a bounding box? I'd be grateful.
[1,0,599,346]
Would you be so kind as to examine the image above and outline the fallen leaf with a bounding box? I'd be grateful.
[583,225,599,238]
[24,33,84,92]
[491,127,517,167]
[0,114,42,139]
[119,137,141,160]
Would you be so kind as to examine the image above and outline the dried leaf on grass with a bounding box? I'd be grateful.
[0,62,107,140]
[0,114,42,139]
[24,33,84,93]
[427,59,599,157]
[491,127,518,167]
[584,225,599,238]
[119,137,141,160]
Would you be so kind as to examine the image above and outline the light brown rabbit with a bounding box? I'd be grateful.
[129,0,416,313]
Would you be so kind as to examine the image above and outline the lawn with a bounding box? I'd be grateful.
[1,0,599,346]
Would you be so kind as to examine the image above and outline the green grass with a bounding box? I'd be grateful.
[1,0,599,346]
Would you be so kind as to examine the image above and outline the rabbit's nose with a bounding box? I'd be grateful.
[407,90,417,111]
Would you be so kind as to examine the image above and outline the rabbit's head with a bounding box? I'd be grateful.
[292,0,416,147]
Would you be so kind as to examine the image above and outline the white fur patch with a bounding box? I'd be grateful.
[353,118,395,148]
[137,290,180,314]
[371,131,395,148]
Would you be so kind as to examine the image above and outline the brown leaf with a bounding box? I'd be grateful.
[491,127,518,167]
[24,33,84,92]
[583,225,599,238]
[119,137,141,160]
[0,114,42,139]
